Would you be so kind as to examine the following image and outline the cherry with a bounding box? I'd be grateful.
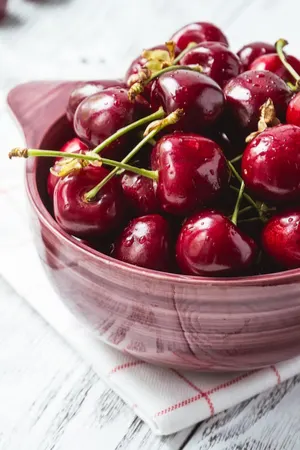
[287,92,300,126]
[242,124,300,203]
[237,42,275,71]
[262,209,300,269]
[113,214,171,271]
[74,87,148,159]
[176,210,257,276]
[66,80,125,122]
[152,133,229,215]
[150,69,225,132]
[170,22,228,51]
[47,138,88,199]
[179,41,241,88]
[53,165,125,238]
[250,53,300,83]
[223,70,292,138]
[121,172,159,215]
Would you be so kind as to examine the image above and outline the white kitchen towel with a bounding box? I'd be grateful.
[1,109,300,436]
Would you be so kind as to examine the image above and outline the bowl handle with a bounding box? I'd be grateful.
[7,81,79,148]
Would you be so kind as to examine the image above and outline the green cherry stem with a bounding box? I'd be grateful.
[128,64,202,101]
[84,108,184,201]
[227,160,243,184]
[238,206,254,216]
[172,42,198,64]
[8,148,157,180]
[231,180,245,225]
[276,38,300,90]
[230,154,242,164]
[92,107,165,154]
[229,185,259,212]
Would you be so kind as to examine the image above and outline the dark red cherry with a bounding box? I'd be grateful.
[53,165,125,238]
[47,138,88,199]
[176,210,257,276]
[179,42,241,88]
[286,92,300,126]
[113,214,171,271]
[152,133,229,215]
[121,172,159,215]
[170,22,228,51]
[242,124,300,203]
[223,70,292,138]
[151,69,224,132]
[262,209,300,269]
[237,42,275,71]
[74,87,146,159]
[66,80,125,122]
[250,53,300,83]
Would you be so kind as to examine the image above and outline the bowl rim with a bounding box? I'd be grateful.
[25,115,300,288]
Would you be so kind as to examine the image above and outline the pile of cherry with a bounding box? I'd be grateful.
[10,22,300,277]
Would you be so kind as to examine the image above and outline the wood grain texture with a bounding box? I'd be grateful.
[1,0,300,448]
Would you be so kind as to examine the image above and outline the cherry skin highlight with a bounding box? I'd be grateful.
[223,70,292,138]
[242,124,300,203]
[66,80,125,122]
[250,53,300,83]
[113,214,172,271]
[176,210,257,276]
[262,209,300,269]
[237,41,275,71]
[152,133,229,216]
[180,41,241,87]
[53,165,125,239]
[47,138,88,199]
[151,69,225,132]
[170,22,228,51]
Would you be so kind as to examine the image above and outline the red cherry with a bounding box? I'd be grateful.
[242,124,300,203]
[250,53,300,83]
[47,138,88,199]
[121,172,159,215]
[179,42,241,87]
[150,69,224,132]
[262,209,300,269]
[53,165,125,238]
[170,22,228,51]
[237,42,275,71]
[66,80,125,122]
[152,133,229,215]
[74,87,148,159]
[223,70,292,138]
[286,92,300,126]
[176,210,257,276]
[113,214,171,271]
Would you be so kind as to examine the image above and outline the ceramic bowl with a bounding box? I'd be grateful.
[8,81,300,371]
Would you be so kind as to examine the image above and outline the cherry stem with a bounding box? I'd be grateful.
[84,108,184,201]
[128,64,202,101]
[230,154,242,164]
[92,107,165,155]
[231,180,245,225]
[8,148,158,180]
[276,38,300,89]
[172,42,198,64]
[238,206,254,216]
[239,217,261,224]
[229,185,259,212]
[227,160,243,184]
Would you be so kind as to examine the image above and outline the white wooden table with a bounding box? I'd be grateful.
[1,1,300,449]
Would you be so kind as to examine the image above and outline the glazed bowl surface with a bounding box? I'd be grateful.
[9,82,300,371]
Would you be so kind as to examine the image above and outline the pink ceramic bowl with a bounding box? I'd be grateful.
[8,82,300,371]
